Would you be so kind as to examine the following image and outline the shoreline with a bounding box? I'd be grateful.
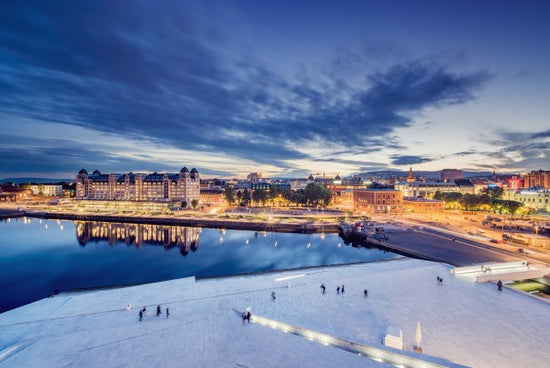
[20,210,341,233]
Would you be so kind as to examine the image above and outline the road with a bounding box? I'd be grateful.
[376,226,521,267]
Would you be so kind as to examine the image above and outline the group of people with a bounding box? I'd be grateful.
[139,305,169,321]
[436,276,443,285]
[320,283,357,296]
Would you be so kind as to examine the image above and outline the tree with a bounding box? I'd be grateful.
[304,183,331,207]
[191,199,199,209]
[482,186,504,200]
[242,189,251,206]
[252,189,268,206]
[224,187,235,205]
[181,200,188,209]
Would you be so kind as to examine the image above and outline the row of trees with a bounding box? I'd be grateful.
[181,199,199,209]
[433,189,525,214]
[224,183,331,207]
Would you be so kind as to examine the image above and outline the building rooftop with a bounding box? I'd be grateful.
[1,258,548,367]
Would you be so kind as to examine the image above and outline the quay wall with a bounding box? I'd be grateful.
[23,211,340,234]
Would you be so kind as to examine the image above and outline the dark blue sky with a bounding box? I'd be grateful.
[0,0,548,178]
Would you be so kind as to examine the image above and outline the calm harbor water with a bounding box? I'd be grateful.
[0,218,398,313]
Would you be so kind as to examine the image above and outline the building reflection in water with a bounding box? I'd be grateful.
[75,221,200,256]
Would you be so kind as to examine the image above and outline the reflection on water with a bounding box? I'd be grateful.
[0,219,398,313]
[76,222,200,255]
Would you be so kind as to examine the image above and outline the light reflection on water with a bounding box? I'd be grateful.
[0,219,397,313]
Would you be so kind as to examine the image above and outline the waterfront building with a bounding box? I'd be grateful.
[76,167,200,203]
[523,169,550,188]
[200,188,225,205]
[440,169,463,182]
[403,197,445,213]
[28,184,63,196]
[328,183,367,209]
[353,189,402,214]
[394,182,460,199]
[502,189,550,212]
[0,187,32,202]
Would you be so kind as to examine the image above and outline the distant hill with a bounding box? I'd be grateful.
[359,170,495,179]
[0,177,74,184]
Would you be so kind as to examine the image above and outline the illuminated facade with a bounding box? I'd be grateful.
[29,184,63,196]
[353,189,402,214]
[394,182,460,199]
[403,197,445,213]
[328,184,367,208]
[200,188,225,205]
[503,189,550,212]
[76,167,200,203]
[523,170,550,189]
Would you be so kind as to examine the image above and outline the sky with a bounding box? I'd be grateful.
[0,0,549,179]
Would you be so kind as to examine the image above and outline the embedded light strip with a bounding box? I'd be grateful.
[250,314,464,368]
[274,274,306,282]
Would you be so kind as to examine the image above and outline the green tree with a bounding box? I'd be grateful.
[304,183,331,207]
[242,189,251,205]
[459,194,480,211]
[252,189,268,205]
[482,187,504,200]
[191,199,199,209]
[224,187,235,205]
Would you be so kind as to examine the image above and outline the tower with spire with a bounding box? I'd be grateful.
[406,167,415,182]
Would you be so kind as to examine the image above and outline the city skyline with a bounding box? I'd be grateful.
[1,1,549,179]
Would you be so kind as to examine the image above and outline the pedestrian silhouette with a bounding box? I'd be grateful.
[497,280,503,292]
[337,286,340,294]
[341,285,345,293]
[271,291,276,301]
[363,289,368,298]
[321,284,326,294]
[166,307,169,318]
[139,310,143,321]
[157,305,161,317]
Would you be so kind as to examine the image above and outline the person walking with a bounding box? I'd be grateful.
[337,286,340,294]
[321,284,326,294]
[271,291,276,301]
[166,307,169,318]
[139,310,143,321]
[341,284,345,293]
[157,305,161,317]
[497,280,503,292]
[363,289,368,298]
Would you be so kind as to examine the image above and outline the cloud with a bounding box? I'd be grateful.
[0,1,492,176]
[390,155,433,166]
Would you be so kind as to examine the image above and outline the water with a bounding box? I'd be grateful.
[0,218,398,313]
